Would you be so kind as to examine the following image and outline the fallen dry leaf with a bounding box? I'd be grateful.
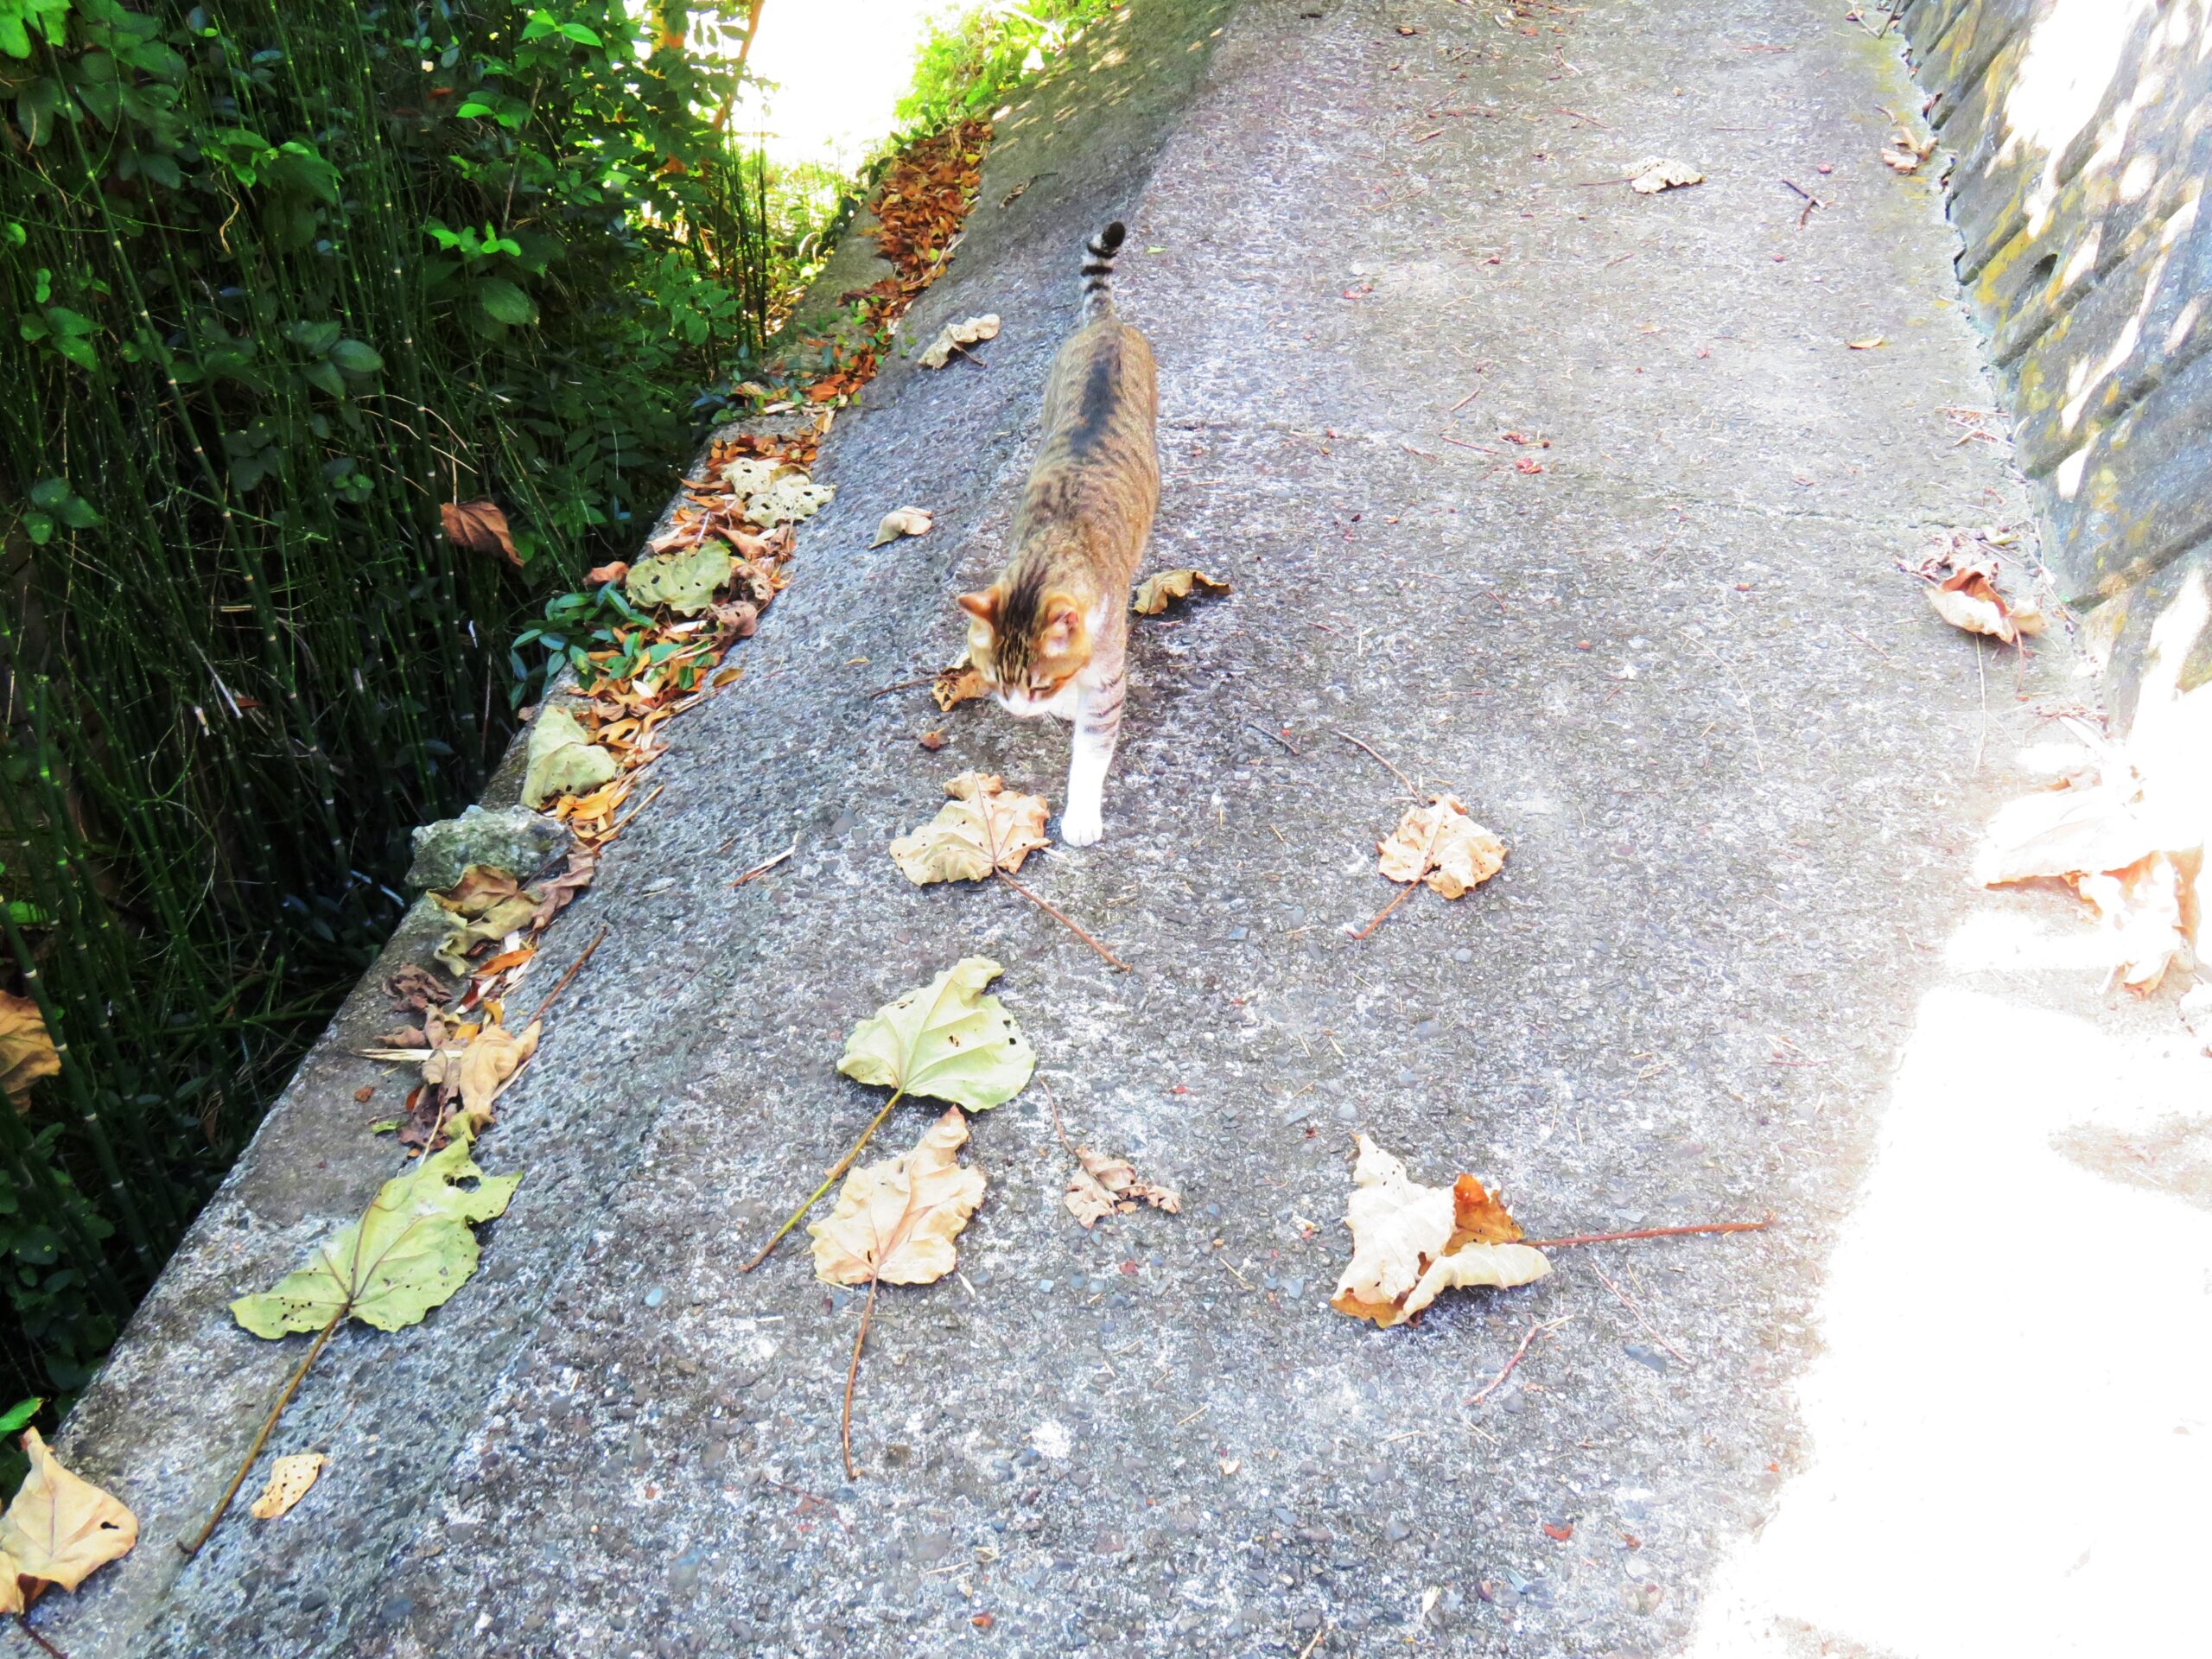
[918,729,946,751]
[522,704,620,810]
[584,561,630,585]
[248,1452,327,1522]
[0,991,60,1109]
[0,1428,138,1612]
[440,499,517,566]
[1847,336,1885,350]
[1065,1146,1182,1228]
[1331,1135,1548,1328]
[917,314,1001,369]
[1377,795,1508,899]
[1882,128,1936,173]
[2082,855,2189,992]
[890,772,1049,885]
[933,659,987,711]
[1926,560,2041,646]
[871,507,934,547]
[1627,156,1703,193]
[450,1018,541,1135]
[809,1108,986,1286]
[1132,569,1231,615]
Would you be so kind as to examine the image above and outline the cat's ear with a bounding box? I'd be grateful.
[957,588,999,626]
[1040,594,1086,655]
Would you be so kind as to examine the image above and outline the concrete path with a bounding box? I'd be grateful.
[50,2,2209,1656]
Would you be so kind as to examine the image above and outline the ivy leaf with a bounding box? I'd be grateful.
[520,703,618,809]
[229,1137,520,1338]
[0,1401,39,1437]
[836,957,1034,1112]
[0,1428,137,1613]
[477,277,538,327]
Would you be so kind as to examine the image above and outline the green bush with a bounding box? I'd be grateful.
[895,0,1119,137]
[0,0,766,1401]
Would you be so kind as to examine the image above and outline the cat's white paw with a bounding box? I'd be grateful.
[1060,805,1104,847]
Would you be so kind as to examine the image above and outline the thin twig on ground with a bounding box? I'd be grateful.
[868,673,938,700]
[995,871,1129,971]
[1354,812,1443,941]
[842,1271,880,1481]
[1520,1213,1775,1249]
[741,1091,908,1272]
[1466,1317,1567,1407]
[1333,729,1417,791]
[1591,1260,1692,1366]
[1041,1076,1078,1159]
[181,1307,343,1554]
[1246,720,1300,756]
[523,924,609,1029]
[728,838,797,887]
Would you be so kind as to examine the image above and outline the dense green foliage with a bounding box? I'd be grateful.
[895,0,1119,137]
[0,0,766,1400]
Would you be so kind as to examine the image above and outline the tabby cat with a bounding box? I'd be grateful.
[957,220,1159,846]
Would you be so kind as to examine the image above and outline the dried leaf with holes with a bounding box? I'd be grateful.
[1626,156,1703,193]
[441,499,517,566]
[871,507,934,547]
[522,704,620,810]
[809,1109,986,1286]
[1131,569,1231,615]
[0,991,60,1110]
[1065,1147,1182,1228]
[0,1428,138,1613]
[890,772,1049,885]
[837,957,1035,1114]
[1331,1135,1548,1328]
[625,542,734,616]
[1377,795,1508,899]
[917,314,1001,369]
[249,1452,327,1522]
[231,1137,520,1337]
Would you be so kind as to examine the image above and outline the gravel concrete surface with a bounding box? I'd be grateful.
[47,3,2210,1656]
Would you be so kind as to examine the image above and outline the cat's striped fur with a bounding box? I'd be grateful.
[958,221,1158,846]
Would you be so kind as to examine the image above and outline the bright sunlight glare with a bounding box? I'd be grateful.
[734,0,957,173]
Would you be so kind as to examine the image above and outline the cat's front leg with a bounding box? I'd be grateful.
[1061,668,1124,846]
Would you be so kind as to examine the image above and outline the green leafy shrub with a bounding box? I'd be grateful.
[0,0,767,1399]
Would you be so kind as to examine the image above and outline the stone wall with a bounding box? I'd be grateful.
[1901,0,2212,725]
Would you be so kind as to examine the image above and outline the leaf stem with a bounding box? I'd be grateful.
[993,871,1128,970]
[842,1272,880,1482]
[180,1306,344,1556]
[1354,814,1444,941]
[740,1090,906,1273]
[1521,1213,1775,1250]
[16,1612,69,1659]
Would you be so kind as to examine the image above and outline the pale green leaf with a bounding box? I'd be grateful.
[836,957,1034,1111]
[622,541,733,617]
[521,703,618,809]
[231,1138,521,1338]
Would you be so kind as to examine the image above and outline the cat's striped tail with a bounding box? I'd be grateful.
[1079,220,1127,319]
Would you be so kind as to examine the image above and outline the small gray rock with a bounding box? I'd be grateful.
[406,804,572,891]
